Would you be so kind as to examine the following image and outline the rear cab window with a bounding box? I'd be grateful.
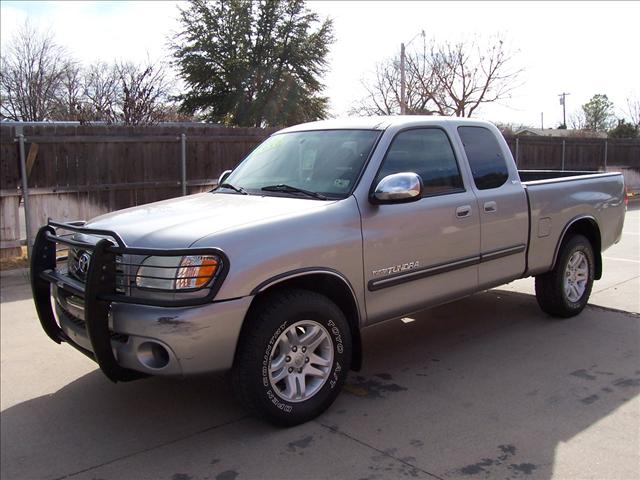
[458,126,509,190]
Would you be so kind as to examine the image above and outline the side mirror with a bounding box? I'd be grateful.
[371,172,423,204]
[218,169,232,185]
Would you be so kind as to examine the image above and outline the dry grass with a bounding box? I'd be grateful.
[0,246,28,271]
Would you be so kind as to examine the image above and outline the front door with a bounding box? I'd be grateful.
[359,127,481,325]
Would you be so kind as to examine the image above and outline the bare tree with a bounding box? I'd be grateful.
[0,22,71,120]
[51,62,83,120]
[350,46,440,116]
[1,23,177,124]
[569,109,586,130]
[627,97,640,127]
[115,60,173,125]
[425,36,522,117]
[82,62,120,123]
[79,60,174,125]
[350,62,397,116]
[351,35,522,117]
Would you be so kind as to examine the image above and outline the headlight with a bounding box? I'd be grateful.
[136,255,220,291]
[175,255,219,289]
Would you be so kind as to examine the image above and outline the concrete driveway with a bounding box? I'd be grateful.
[2,208,638,480]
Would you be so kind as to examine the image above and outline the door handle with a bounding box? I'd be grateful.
[456,205,472,218]
[484,201,497,213]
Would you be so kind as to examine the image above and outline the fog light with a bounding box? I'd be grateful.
[137,341,170,369]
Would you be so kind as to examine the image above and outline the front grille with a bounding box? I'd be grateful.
[67,247,127,293]
[68,248,88,282]
[115,255,127,293]
[57,300,129,344]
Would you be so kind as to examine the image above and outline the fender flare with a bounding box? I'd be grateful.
[551,215,602,279]
[250,267,363,370]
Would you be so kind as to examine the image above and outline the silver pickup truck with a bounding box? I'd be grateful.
[31,116,626,425]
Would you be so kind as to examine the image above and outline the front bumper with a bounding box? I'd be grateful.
[31,221,246,381]
[53,286,251,377]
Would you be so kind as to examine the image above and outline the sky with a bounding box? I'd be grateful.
[1,0,639,128]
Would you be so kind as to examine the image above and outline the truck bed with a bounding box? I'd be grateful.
[519,170,625,276]
[519,170,608,183]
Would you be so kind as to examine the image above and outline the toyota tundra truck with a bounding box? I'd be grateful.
[31,116,626,426]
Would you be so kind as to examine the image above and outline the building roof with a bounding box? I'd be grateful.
[515,128,607,138]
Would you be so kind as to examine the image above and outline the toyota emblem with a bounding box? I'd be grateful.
[77,252,91,275]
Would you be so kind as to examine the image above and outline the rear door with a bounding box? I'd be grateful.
[457,126,528,288]
[359,127,481,324]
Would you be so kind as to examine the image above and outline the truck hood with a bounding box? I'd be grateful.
[85,192,334,248]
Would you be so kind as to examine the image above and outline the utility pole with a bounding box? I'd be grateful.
[558,92,570,127]
[400,42,406,115]
[399,31,424,116]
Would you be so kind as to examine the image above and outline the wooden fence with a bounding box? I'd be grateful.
[503,136,640,171]
[1,124,639,258]
[0,123,275,258]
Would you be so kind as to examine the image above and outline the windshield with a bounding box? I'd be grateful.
[222,129,380,199]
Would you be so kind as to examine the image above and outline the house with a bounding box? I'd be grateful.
[515,128,607,138]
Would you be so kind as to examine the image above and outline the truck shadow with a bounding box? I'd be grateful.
[1,290,638,479]
[332,289,640,479]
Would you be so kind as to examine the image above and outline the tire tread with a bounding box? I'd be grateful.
[535,234,594,318]
[231,288,350,426]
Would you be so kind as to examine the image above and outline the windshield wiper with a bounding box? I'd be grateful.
[218,182,248,195]
[261,184,327,200]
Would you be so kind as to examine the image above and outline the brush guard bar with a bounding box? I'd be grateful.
[30,220,229,382]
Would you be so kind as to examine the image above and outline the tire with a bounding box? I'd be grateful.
[535,234,595,318]
[232,288,352,426]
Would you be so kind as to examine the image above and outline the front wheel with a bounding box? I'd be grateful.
[232,289,352,426]
[535,234,595,318]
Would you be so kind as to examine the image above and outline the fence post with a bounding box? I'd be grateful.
[180,133,187,196]
[604,139,608,171]
[515,137,519,165]
[561,139,566,171]
[17,133,32,259]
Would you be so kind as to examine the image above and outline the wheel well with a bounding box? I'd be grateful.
[249,273,363,371]
[558,218,602,279]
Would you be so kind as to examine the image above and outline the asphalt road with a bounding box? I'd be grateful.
[1,207,638,480]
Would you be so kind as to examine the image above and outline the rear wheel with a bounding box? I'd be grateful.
[535,234,595,318]
[232,289,351,426]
